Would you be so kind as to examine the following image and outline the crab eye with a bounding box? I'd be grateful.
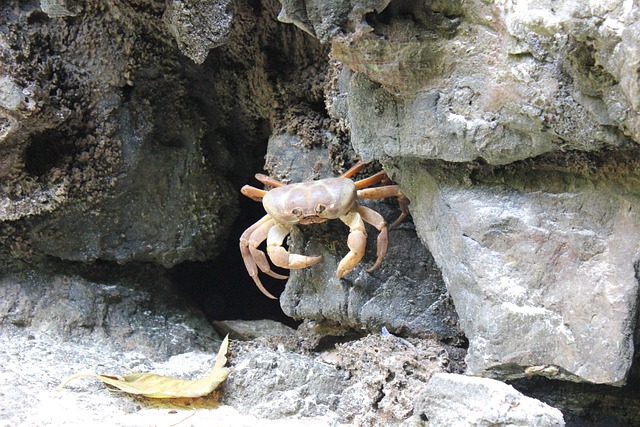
[291,207,303,217]
[315,204,326,214]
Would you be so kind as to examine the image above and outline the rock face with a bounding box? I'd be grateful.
[392,156,640,385]
[415,373,565,426]
[263,133,462,341]
[309,0,640,388]
[3,0,640,424]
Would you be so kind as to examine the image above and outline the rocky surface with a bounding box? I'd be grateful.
[415,373,565,426]
[2,0,640,425]
[263,133,463,341]
[1,269,465,426]
[391,155,640,385]
[315,0,640,389]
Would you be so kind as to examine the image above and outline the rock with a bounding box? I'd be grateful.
[1,328,346,426]
[163,0,233,64]
[277,0,391,42]
[40,0,79,18]
[27,84,237,267]
[330,333,465,425]
[262,139,461,340]
[0,77,24,111]
[212,319,296,340]
[412,373,565,426]
[223,332,460,424]
[393,156,640,385]
[0,264,220,359]
[0,263,229,425]
[222,343,349,420]
[334,3,633,165]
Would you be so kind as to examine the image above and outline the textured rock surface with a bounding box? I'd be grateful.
[331,0,637,164]
[263,137,462,340]
[0,264,220,359]
[414,373,565,426]
[163,0,233,64]
[3,0,640,424]
[0,1,237,267]
[222,332,464,425]
[314,0,640,387]
[392,156,640,385]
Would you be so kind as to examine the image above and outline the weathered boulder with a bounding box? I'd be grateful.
[223,332,464,425]
[392,156,640,385]
[329,0,638,164]
[0,264,219,359]
[296,0,640,386]
[0,2,238,267]
[412,373,565,426]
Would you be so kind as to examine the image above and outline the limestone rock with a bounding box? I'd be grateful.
[278,0,391,42]
[413,373,565,426]
[0,265,219,359]
[334,2,634,165]
[163,0,233,64]
[0,2,237,267]
[393,157,640,385]
[222,344,349,419]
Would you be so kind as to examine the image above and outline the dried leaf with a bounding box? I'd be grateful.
[57,335,230,398]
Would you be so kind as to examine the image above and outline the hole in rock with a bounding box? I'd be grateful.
[171,174,300,329]
[24,130,77,176]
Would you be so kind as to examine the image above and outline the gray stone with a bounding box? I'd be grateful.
[212,319,296,340]
[393,157,640,385]
[222,344,349,420]
[412,373,565,426]
[0,77,24,111]
[27,102,237,267]
[279,209,461,339]
[0,266,220,359]
[40,0,78,18]
[330,333,465,425]
[327,1,636,165]
[163,0,233,64]
[278,0,390,42]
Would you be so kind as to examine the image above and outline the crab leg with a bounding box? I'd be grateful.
[357,185,410,229]
[267,224,323,269]
[241,185,268,202]
[337,211,368,278]
[255,173,286,188]
[340,160,368,178]
[357,205,389,272]
[248,220,289,280]
[354,170,387,189]
[239,215,280,299]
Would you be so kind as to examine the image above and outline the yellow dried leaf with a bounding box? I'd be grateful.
[57,335,230,398]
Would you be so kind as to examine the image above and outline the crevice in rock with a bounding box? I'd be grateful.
[24,130,78,177]
[169,192,300,328]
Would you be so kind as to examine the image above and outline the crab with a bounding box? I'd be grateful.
[239,161,409,299]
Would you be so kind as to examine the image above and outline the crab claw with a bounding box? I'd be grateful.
[267,223,323,269]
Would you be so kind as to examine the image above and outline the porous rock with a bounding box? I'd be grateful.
[163,0,233,64]
[334,1,635,165]
[0,1,237,267]
[222,343,349,420]
[392,156,640,385]
[412,373,565,426]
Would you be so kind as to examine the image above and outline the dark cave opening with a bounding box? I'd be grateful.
[170,168,300,329]
[24,130,77,177]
